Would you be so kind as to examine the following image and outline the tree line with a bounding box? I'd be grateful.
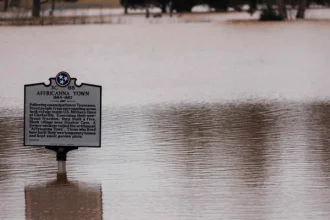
[120,0,330,19]
[1,0,329,20]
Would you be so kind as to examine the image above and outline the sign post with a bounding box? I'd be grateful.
[24,71,102,175]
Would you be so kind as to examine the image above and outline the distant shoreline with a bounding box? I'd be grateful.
[0,6,329,26]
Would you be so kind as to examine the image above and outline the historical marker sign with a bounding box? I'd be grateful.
[24,72,102,147]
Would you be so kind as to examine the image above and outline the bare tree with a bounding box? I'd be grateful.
[296,0,307,18]
[50,0,55,15]
[259,0,312,20]
[32,0,49,17]
[277,0,288,19]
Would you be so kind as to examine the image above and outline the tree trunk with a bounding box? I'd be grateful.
[161,3,166,13]
[32,0,41,17]
[277,0,287,19]
[169,1,173,17]
[248,0,257,15]
[50,0,55,15]
[10,0,20,7]
[146,7,149,18]
[122,0,128,14]
[296,0,307,18]
[3,0,9,12]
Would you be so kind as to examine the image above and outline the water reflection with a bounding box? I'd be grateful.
[143,101,330,219]
[306,102,330,184]
[1,101,330,219]
[0,114,57,182]
[146,102,280,188]
[141,102,284,219]
[24,174,103,220]
[0,116,22,182]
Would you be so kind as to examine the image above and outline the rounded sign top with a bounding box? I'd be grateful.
[55,72,71,87]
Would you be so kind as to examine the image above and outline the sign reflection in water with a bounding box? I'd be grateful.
[24,176,103,220]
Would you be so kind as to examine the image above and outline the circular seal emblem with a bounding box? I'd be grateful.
[55,71,71,87]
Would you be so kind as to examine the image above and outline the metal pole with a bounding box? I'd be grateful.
[58,160,66,174]
[45,146,78,175]
[57,147,67,175]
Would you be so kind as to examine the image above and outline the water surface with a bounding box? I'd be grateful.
[1,14,330,220]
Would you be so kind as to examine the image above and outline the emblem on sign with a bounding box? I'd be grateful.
[24,72,102,148]
[55,71,71,87]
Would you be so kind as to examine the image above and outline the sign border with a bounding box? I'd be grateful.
[24,77,102,148]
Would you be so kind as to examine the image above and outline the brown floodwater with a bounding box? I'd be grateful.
[0,12,330,220]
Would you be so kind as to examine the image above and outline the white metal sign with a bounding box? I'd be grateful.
[24,72,102,147]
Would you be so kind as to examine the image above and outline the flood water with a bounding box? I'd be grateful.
[1,13,330,220]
